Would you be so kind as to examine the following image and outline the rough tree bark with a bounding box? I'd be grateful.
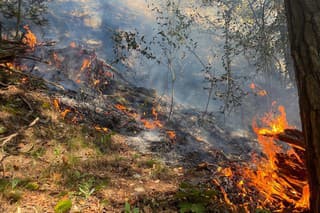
[284,1,320,212]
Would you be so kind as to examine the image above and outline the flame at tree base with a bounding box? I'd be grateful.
[241,103,309,211]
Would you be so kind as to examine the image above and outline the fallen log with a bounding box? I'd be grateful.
[262,129,305,150]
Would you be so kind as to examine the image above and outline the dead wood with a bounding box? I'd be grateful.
[262,128,305,150]
[0,117,39,147]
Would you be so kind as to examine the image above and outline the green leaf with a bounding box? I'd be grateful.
[0,125,7,134]
[190,203,205,213]
[179,202,205,213]
[124,202,131,213]
[54,199,72,213]
[179,202,192,213]
[25,182,39,191]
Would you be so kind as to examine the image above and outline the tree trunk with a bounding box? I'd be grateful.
[284,1,320,212]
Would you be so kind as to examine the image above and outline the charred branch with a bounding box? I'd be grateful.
[262,128,305,150]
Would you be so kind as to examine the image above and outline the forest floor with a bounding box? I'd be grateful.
[0,69,233,212]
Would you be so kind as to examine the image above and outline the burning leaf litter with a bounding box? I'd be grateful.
[210,102,309,211]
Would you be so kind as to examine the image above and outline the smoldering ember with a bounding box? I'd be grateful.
[0,0,317,212]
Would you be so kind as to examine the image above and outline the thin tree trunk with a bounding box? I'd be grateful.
[15,0,22,38]
[284,1,320,212]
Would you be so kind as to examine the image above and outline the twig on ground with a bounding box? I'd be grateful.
[0,154,9,177]
[0,117,39,147]
[0,81,8,87]
[0,117,39,176]
[19,94,33,111]
[19,95,34,118]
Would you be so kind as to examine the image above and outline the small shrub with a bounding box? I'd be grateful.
[4,190,22,203]
[124,202,139,213]
[78,178,95,199]
[176,182,217,213]
[25,182,39,191]
[54,199,72,213]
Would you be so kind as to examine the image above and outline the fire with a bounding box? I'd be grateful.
[114,104,164,130]
[257,90,267,96]
[61,109,71,119]
[93,79,100,86]
[95,126,108,132]
[253,105,289,136]
[218,167,233,177]
[53,99,74,120]
[250,82,267,96]
[141,119,163,129]
[5,62,14,69]
[20,77,28,84]
[1,62,27,71]
[22,25,37,50]
[212,178,235,208]
[296,185,309,208]
[152,107,158,120]
[115,104,127,111]
[53,99,60,110]
[80,58,91,71]
[166,130,176,140]
[141,107,163,129]
[242,103,309,210]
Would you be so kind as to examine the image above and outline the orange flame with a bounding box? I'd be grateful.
[212,178,235,208]
[61,109,71,119]
[296,185,309,208]
[243,104,309,210]
[21,77,28,84]
[141,119,163,129]
[95,126,108,132]
[4,62,15,69]
[257,90,267,96]
[220,167,233,177]
[22,25,37,49]
[80,58,91,71]
[141,107,163,129]
[93,79,100,86]
[1,62,27,71]
[250,82,268,96]
[152,107,158,120]
[53,99,60,110]
[115,104,127,111]
[166,130,176,140]
[53,99,74,120]
[253,105,289,136]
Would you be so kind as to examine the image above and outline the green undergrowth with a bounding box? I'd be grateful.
[0,177,40,203]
